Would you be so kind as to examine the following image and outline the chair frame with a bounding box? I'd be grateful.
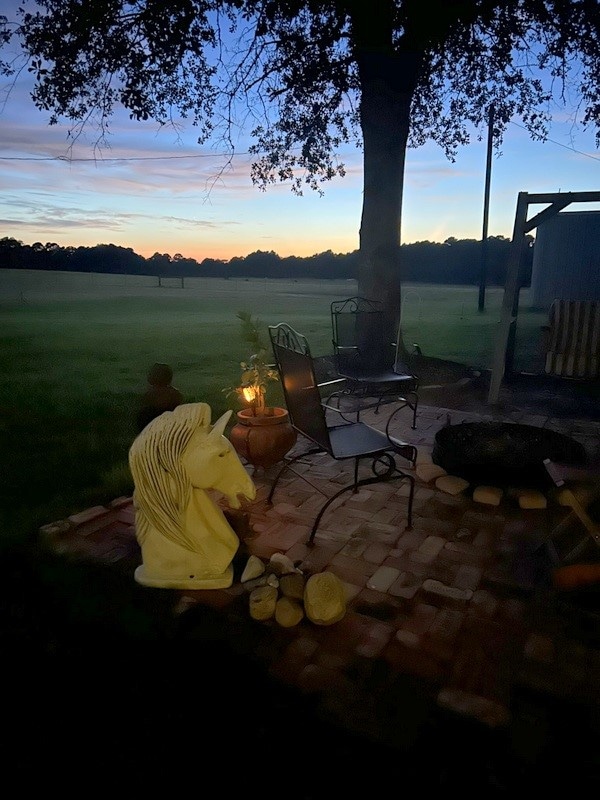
[543,458,600,563]
[329,296,418,428]
[267,322,417,545]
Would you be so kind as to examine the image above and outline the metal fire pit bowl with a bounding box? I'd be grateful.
[432,421,587,489]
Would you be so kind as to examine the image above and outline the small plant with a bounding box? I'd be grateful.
[223,311,280,416]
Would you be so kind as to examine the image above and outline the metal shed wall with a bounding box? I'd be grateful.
[529,210,600,308]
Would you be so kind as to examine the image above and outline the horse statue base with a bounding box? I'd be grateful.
[134,563,234,590]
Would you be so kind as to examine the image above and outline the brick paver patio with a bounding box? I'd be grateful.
[39,397,600,782]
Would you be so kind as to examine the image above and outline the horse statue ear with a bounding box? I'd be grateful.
[208,409,233,440]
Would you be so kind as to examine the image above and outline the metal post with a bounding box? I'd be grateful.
[478,104,494,312]
[487,192,529,404]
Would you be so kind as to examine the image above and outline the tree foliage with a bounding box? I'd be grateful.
[1,1,599,354]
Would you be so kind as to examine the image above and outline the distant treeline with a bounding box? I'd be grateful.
[0,235,534,285]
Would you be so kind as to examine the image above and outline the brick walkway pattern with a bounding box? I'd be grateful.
[39,400,600,773]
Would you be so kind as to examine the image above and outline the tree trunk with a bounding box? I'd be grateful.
[350,3,422,363]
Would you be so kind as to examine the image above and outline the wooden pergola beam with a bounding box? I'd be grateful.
[524,199,572,233]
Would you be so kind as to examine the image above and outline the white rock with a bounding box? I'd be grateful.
[268,552,298,575]
[241,554,266,583]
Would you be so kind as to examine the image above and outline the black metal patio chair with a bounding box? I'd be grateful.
[329,296,419,427]
[267,322,416,545]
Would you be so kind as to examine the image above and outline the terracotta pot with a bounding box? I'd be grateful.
[229,407,297,470]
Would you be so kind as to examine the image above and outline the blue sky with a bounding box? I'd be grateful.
[1,1,599,261]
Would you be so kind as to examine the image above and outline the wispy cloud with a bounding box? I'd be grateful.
[1,0,599,259]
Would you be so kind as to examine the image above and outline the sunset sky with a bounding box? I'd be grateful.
[1,1,599,262]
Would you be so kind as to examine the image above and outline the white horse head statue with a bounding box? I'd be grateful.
[128,402,256,589]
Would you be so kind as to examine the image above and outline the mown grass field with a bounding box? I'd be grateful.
[0,270,547,547]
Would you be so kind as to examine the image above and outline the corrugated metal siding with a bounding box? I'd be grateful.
[530,211,600,308]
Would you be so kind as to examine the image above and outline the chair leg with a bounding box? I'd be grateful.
[409,391,418,429]
[405,473,415,528]
[562,489,600,547]
[384,402,418,442]
[405,444,417,466]
[307,469,415,545]
[384,415,417,467]
[374,389,418,428]
[542,460,600,562]
[266,446,322,505]
[546,516,598,564]
[307,484,366,545]
[545,488,600,563]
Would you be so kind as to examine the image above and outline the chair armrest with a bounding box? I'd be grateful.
[321,400,348,414]
[317,378,346,389]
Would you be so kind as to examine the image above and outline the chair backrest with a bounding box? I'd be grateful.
[268,323,332,452]
[545,299,600,379]
[331,296,397,372]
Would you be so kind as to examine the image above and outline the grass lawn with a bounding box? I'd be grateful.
[0,271,547,548]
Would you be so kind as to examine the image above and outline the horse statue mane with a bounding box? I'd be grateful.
[129,402,256,589]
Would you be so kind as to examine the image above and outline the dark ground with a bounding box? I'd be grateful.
[315,352,600,422]
[3,359,599,793]
[8,542,599,794]
[412,354,600,425]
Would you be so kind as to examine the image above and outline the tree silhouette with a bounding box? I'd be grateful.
[1,1,598,355]
[0,235,530,283]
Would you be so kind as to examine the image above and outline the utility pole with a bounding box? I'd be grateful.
[478,103,495,312]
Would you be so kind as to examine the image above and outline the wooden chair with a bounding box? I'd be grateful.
[543,458,600,563]
[543,299,600,379]
[329,296,419,427]
[267,322,416,545]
